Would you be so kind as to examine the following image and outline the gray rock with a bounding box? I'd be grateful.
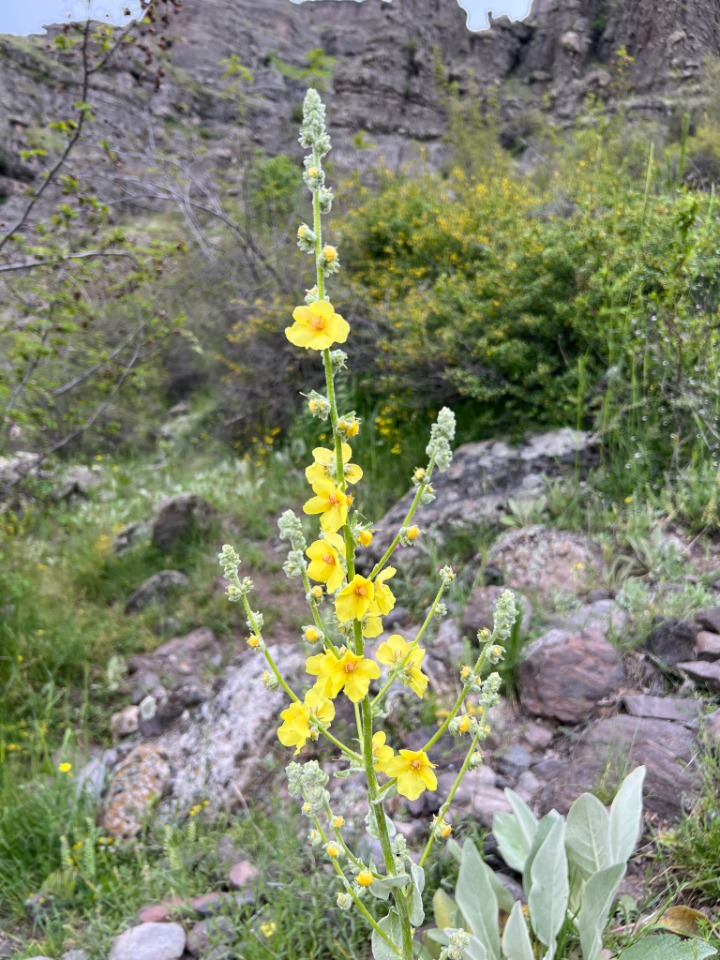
[125,570,189,613]
[514,770,542,803]
[543,715,697,820]
[518,627,625,723]
[151,493,217,553]
[495,743,533,779]
[153,643,305,815]
[63,950,88,960]
[695,607,720,634]
[645,620,698,666]
[696,630,720,661]
[111,705,140,738]
[108,922,185,960]
[562,600,628,639]
[431,619,465,661]
[102,744,171,838]
[676,660,720,692]
[113,520,151,555]
[488,526,603,606]
[369,430,597,560]
[621,694,701,726]
[703,709,720,747]
[462,585,533,636]
[186,917,235,957]
[74,748,119,801]
[55,465,103,499]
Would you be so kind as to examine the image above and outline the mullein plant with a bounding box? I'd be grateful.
[219,89,518,960]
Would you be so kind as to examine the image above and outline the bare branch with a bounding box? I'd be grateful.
[0,250,139,274]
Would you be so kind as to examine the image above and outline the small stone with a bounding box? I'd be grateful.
[521,721,555,750]
[518,627,625,723]
[466,784,513,827]
[125,571,189,614]
[431,619,465,661]
[62,950,88,960]
[102,744,171,838]
[514,770,542,804]
[676,660,720,692]
[229,860,257,889]
[186,917,235,957]
[190,890,254,917]
[495,744,533,779]
[695,607,720,634]
[131,670,162,704]
[137,898,185,923]
[108,922,185,960]
[621,695,701,725]
[111,705,140,738]
[531,756,565,779]
[436,765,496,798]
[563,599,628,639]
[696,630,720,661]
[645,620,698,666]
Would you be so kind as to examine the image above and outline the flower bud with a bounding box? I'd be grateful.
[358,529,373,548]
[337,892,353,910]
[356,869,373,886]
[304,625,321,642]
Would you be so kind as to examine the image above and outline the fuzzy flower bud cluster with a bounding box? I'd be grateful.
[491,589,518,645]
[307,390,331,420]
[218,543,241,579]
[278,511,308,579]
[439,566,455,586]
[286,760,329,815]
[441,929,471,960]
[426,407,456,472]
[299,89,331,155]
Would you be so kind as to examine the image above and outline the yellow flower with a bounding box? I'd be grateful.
[345,419,360,438]
[376,634,429,698]
[306,444,363,487]
[261,921,277,938]
[310,585,324,600]
[332,815,345,828]
[357,869,374,886]
[303,479,351,533]
[406,525,420,541]
[384,750,437,801]
[306,648,337,698]
[361,614,384,638]
[326,842,341,858]
[458,714,471,734]
[285,300,350,351]
[277,690,335,753]
[247,634,261,648]
[372,731,394,774]
[358,529,373,548]
[304,626,321,642]
[313,649,379,702]
[306,532,346,593]
[371,567,396,616]
[322,245,338,262]
[335,575,375,622]
[58,762,72,774]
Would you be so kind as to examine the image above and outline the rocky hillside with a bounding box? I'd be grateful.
[0,0,718,216]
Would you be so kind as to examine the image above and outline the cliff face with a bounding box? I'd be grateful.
[0,0,719,217]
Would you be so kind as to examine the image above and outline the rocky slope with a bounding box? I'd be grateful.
[0,0,718,217]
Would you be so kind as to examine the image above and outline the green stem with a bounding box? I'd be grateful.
[370,582,446,710]
[419,731,481,869]
[369,473,434,581]
[312,815,401,957]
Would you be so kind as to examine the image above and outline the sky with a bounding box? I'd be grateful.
[0,0,531,36]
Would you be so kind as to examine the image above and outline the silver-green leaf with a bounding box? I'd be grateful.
[576,862,626,960]
[502,901,534,960]
[371,908,404,960]
[617,933,717,960]
[565,793,612,879]
[456,840,501,960]
[527,814,568,959]
[610,766,645,864]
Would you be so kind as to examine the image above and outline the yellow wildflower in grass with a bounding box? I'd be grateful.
[384,749,437,801]
[277,689,335,753]
[371,567,396,616]
[357,869,374,886]
[58,762,72,774]
[303,479,351,533]
[372,731,394,774]
[335,574,375,622]
[306,443,363,487]
[306,532,346,593]
[261,921,277,938]
[285,300,349,351]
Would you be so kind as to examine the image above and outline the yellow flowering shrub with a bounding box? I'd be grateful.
[219,90,519,960]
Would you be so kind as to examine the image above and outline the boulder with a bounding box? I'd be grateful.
[488,526,603,605]
[696,631,720,661]
[645,620,697,667]
[542,715,697,821]
[125,570,189,614]
[620,695,700,726]
[151,493,217,552]
[676,660,720,692]
[108,922,185,960]
[518,627,625,723]
[102,744,171,838]
[696,607,720,634]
